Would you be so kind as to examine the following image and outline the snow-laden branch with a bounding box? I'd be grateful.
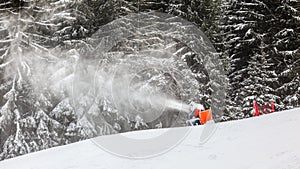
[0,59,14,69]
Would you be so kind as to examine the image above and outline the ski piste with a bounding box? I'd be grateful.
[0,108,299,169]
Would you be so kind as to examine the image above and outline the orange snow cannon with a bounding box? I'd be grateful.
[193,109,212,125]
[200,109,212,124]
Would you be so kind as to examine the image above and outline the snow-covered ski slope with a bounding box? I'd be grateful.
[1,108,300,169]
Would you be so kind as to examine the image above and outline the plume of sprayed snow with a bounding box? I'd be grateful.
[164,99,191,113]
[24,47,195,123]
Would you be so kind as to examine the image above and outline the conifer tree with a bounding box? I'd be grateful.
[0,0,87,160]
[271,0,300,109]
[220,0,281,118]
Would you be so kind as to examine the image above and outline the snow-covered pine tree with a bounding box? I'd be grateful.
[0,76,21,159]
[0,0,87,160]
[211,0,232,121]
[0,0,34,158]
[221,0,254,118]
[167,0,220,41]
[197,0,221,41]
[270,0,300,109]
[166,0,186,16]
[220,0,281,119]
[70,0,137,41]
[239,37,279,117]
[53,0,96,46]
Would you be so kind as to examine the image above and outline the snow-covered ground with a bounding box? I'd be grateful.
[1,108,300,169]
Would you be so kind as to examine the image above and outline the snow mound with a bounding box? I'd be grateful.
[1,108,300,169]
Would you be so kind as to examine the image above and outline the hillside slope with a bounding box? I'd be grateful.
[0,108,300,169]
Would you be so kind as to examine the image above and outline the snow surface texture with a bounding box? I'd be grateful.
[0,108,300,169]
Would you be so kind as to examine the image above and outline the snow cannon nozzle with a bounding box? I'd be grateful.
[189,101,205,112]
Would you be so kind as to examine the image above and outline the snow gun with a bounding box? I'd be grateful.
[186,102,213,126]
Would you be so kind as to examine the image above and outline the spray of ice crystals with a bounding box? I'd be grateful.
[128,90,191,114]
[164,99,191,113]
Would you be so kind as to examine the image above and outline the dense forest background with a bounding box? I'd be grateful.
[0,0,299,160]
